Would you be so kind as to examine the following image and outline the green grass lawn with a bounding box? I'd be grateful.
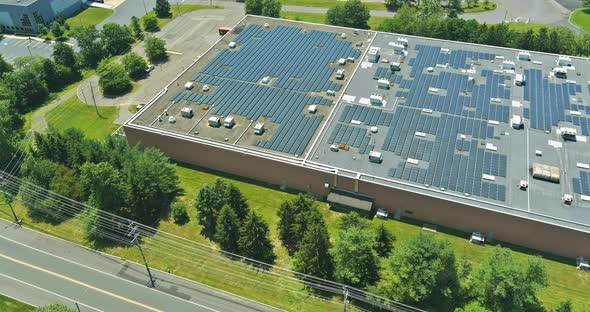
[461,1,497,13]
[0,294,34,312]
[2,161,590,310]
[282,0,386,11]
[157,4,223,29]
[44,95,119,140]
[571,8,590,33]
[280,11,387,30]
[66,7,113,29]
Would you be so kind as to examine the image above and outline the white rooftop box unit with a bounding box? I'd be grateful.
[347,57,355,63]
[532,163,560,183]
[370,126,378,133]
[368,47,380,63]
[336,69,345,80]
[564,193,574,204]
[208,116,221,127]
[515,74,526,86]
[391,42,405,52]
[261,76,271,84]
[202,85,210,92]
[180,107,193,118]
[369,151,383,163]
[558,55,572,67]
[560,127,577,140]
[397,37,409,47]
[553,67,567,79]
[254,123,264,135]
[576,257,590,271]
[376,208,388,219]
[512,115,523,129]
[469,232,485,245]
[519,180,529,189]
[224,116,235,128]
[327,90,336,96]
[184,82,194,90]
[370,94,383,106]
[390,62,401,71]
[517,51,531,61]
[308,105,317,114]
[338,58,347,65]
[377,79,390,89]
[330,144,339,152]
[502,60,516,70]
[168,116,176,123]
[340,33,346,39]
[228,41,237,49]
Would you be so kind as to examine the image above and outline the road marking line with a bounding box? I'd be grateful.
[0,272,104,311]
[165,50,183,55]
[0,234,220,312]
[0,253,163,312]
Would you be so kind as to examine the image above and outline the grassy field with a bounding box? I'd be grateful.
[2,161,590,310]
[461,1,497,13]
[44,95,119,140]
[282,0,386,11]
[66,7,113,29]
[157,4,223,29]
[280,11,388,30]
[0,294,34,312]
[571,8,590,33]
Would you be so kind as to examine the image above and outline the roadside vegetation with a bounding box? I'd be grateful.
[0,295,34,312]
[571,8,590,33]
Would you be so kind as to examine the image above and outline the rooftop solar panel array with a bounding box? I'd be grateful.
[199,24,361,93]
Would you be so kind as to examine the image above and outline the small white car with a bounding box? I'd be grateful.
[146,64,155,73]
[376,208,388,219]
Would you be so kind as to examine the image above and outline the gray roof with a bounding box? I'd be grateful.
[0,0,38,6]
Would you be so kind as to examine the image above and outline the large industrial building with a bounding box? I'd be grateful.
[0,0,84,34]
[124,16,590,259]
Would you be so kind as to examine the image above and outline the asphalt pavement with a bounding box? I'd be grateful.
[0,218,279,312]
[0,36,57,64]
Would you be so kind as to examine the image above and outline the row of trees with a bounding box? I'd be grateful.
[244,0,282,18]
[194,179,276,263]
[19,128,179,239]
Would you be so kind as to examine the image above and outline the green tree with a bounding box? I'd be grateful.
[378,233,458,307]
[215,204,241,253]
[171,201,189,224]
[50,165,83,202]
[378,4,419,35]
[555,299,573,312]
[245,0,263,15]
[80,162,127,214]
[261,0,281,17]
[52,42,78,71]
[142,13,159,32]
[195,184,223,237]
[326,0,371,29]
[1,66,49,112]
[50,21,64,38]
[0,54,13,75]
[331,226,379,288]
[449,0,461,11]
[225,184,249,220]
[144,35,167,63]
[472,247,547,312]
[277,194,322,253]
[339,211,369,230]
[293,220,333,280]
[238,210,276,264]
[0,100,22,173]
[70,25,104,68]
[374,223,395,257]
[584,0,590,8]
[420,0,444,17]
[154,0,172,17]
[36,303,77,312]
[121,52,148,80]
[535,27,550,52]
[100,22,134,55]
[96,59,132,96]
[454,302,490,312]
[130,16,143,38]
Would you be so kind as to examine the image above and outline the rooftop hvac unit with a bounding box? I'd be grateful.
[553,67,567,79]
[327,90,336,96]
[369,151,382,163]
[515,74,526,86]
[560,127,577,140]
[427,66,434,73]
[341,33,346,39]
[181,107,193,118]
[512,115,523,129]
[390,62,401,72]
[563,194,574,204]
[370,126,378,133]
[224,116,235,128]
[368,47,380,63]
[519,180,528,189]
[308,105,317,114]
[336,69,345,80]
[338,58,347,65]
[184,82,194,90]
[330,144,339,152]
[558,55,572,67]
[347,57,355,63]
[391,42,405,52]
[254,123,264,135]
[202,85,210,91]
[377,79,390,89]
[517,51,531,61]
[263,23,270,28]
[532,163,560,183]
[502,60,516,70]
[370,94,383,106]
[208,116,221,127]
[228,41,237,49]
[261,76,271,84]
[168,116,176,123]
[397,37,409,47]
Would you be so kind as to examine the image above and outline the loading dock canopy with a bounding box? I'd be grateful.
[327,189,373,212]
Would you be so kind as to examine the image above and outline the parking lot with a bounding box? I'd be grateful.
[0,36,68,63]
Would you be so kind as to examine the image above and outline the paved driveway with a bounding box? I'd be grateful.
[0,37,57,63]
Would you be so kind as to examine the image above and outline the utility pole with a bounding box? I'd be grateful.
[74,302,81,312]
[26,38,32,57]
[89,82,103,118]
[343,286,349,312]
[128,223,155,288]
[2,192,21,225]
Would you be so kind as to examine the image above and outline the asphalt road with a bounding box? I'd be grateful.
[0,219,279,312]
[0,36,56,64]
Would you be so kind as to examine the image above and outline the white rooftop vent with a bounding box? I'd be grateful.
[184,82,194,90]
[428,87,439,93]
[377,79,390,89]
[397,37,409,46]
[390,62,401,71]
[370,126,378,133]
[535,150,543,156]
[341,33,346,39]
[502,60,516,70]
[180,107,193,118]
[512,115,523,129]
[254,123,264,135]
[391,42,405,51]
[228,41,237,49]
[517,51,531,61]
[370,94,383,105]
[330,144,339,152]
[168,116,176,123]
[208,116,221,127]
[327,90,336,96]
[564,194,574,204]
[263,22,270,28]
[261,76,271,84]
[224,116,235,128]
[519,180,529,189]
[560,127,577,140]
[427,67,434,73]
[338,58,347,65]
[346,57,355,63]
[369,151,382,163]
[202,85,210,92]
[308,105,317,114]
[336,69,345,80]
[515,74,526,86]
[558,55,572,67]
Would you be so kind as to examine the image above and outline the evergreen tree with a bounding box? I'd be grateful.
[339,211,368,230]
[225,184,249,220]
[332,226,379,288]
[215,205,241,253]
[239,211,275,264]
[277,194,321,253]
[245,0,263,15]
[374,223,395,257]
[154,0,172,18]
[293,220,333,279]
[326,0,370,29]
[261,0,281,17]
[194,185,222,238]
[130,16,143,39]
[171,201,189,225]
[555,299,573,312]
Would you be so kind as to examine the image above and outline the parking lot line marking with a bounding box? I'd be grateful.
[166,50,183,55]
